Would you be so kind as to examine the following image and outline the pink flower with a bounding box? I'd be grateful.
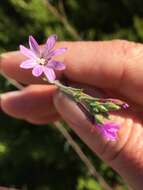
[123,103,129,109]
[96,122,120,141]
[19,35,67,81]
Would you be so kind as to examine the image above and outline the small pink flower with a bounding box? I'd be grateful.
[20,35,67,81]
[96,122,120,141]
[123,103,129,109]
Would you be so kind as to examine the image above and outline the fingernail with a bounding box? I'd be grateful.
[0,91,21,101]
[53,92,92,127]
[0,93,5,98]
[0,91,22,115]
[0,51,19,65]
[0,51,19,59]
[0,51,19,72]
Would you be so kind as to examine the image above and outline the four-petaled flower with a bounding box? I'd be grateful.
[20,35,67,81]
[96,122,120,141]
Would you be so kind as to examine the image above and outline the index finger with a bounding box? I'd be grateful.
[0,42,70,84]
[1,40,143,98]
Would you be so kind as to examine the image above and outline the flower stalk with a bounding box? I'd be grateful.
[53,80,127,122]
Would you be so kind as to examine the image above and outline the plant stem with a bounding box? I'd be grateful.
[43,0,81,40]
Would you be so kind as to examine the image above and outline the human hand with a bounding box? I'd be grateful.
[1,40,143,189]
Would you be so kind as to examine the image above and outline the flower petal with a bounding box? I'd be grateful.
[20,59,36,69]
[29,35,40,56]
[20,45,37,59]
[42,35,57,59]
[32,65,43,77]
[123,103,129,109]
[48,60,66,70]
[43,67,56,81]
[96,123,120,141]
[103,130,117,141]
[45,34,57,50]
[50,48,67,57]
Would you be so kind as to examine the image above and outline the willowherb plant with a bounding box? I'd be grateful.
[20,35,67,81]
[19,34,129,141]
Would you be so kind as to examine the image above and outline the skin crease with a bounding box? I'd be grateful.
[1,40,143,189]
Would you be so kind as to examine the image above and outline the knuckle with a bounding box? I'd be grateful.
[112,39,143,61]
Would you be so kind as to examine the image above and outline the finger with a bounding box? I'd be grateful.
[0,85,58,121]
[63,40,143,105]
[53,92,131,161]
[0,42,69,84]
[53,92,143,190]
[1,40,143,104]
[0,51,44,84]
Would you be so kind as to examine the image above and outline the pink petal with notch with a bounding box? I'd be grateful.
[32,65,43,77]
[43,67,56,81]
[29,35,40,56]
[20,45,37,59]
[20,59,36,69]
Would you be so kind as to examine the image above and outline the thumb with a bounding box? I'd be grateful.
[53,92,143,190]
[53,91,127,161]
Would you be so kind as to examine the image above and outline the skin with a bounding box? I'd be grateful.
[1,40,143,189]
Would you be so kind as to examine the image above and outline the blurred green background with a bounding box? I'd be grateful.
[0,0,143,189]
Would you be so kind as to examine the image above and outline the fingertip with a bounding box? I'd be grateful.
[0,51,23,76]
[0,85,57,120]
[0,51,44,84]
[0,91,24,119]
